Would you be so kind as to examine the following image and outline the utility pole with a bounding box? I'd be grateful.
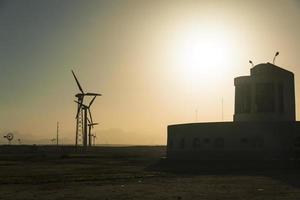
[56,121,59,146]
[221,98,224,121]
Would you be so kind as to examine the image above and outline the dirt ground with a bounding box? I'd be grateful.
[0,146,300,200]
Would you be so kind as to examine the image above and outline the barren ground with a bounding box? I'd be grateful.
[0,146,300,200]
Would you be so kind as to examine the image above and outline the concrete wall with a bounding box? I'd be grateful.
[167,122,300,160]
[234,63,295,122]
[166,63,299,161]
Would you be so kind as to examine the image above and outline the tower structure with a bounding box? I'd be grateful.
[234,62,295,122]
[88,122,98,146]
[72,70,101,148]
[167,58,300,162]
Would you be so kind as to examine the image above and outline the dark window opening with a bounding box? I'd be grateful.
[252,138,264,148]
[241,138,249,144]
[193,138,201,149]
[179,138,185,149]
[235,84,251,114]
[255,83,275,113]
[278,83,284,113]
[214,138,224,148]
[169,140,173,149]
[294,137,300,148]
[203,138,211,144]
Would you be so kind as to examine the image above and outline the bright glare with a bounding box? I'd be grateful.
[171,27,234,85]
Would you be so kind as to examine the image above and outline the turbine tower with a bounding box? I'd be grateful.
[92,133,97,146]
[88,122,99,146]
[74,99,98,147]
[72,70,101,147]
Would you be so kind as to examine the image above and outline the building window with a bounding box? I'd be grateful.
[252,138,264,148]
[294,137,300,148]
[169,139,173,149]
[203,138,211,144]
[235,84,251,114]
[278,83,284,113]
[214,138,224,148]
[179,138,185,149]
[193,138,201,149]
[255,83,275,113]
[240,138,249,144]
[256,138,264,148]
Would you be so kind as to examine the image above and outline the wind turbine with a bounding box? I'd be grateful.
[50,138,56,144]
[92,133,97,146]
[88,120,99,146]
[71,70,101,147]
[74,98,98,147]
[71,70,101,117]
[3,133,14,145]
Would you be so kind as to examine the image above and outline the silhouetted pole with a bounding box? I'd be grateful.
[88,125,92,147]
[221,98,224,121]
[56,122,59,146]
[83,108,88,147]
[75,117,78,147]
[93,135,96,146]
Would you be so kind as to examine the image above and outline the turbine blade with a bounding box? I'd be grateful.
[71,70,84,94]
[85,93,102,96]
[88,108,94,128]
[74,100,82,105]
[74,99,88,107]
[89,96,97,108]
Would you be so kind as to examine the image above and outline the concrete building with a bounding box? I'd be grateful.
[167,63,300,161]
[234,63,295,122]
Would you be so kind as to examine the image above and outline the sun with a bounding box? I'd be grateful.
[170,27,234,85]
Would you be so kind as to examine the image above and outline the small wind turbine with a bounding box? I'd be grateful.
[92,133,97,146]
[3,133,14,144]
[50,138,56,144]
[88,122,99,146]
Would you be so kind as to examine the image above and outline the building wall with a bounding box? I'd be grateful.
[166,63,298,161]
[167,122,300,160]
[234,63,295,122]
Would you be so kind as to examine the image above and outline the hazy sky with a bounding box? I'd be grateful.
[1,0,300,144]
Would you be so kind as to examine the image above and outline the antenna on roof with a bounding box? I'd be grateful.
[273,51,279,64]
[249,60,254,67]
